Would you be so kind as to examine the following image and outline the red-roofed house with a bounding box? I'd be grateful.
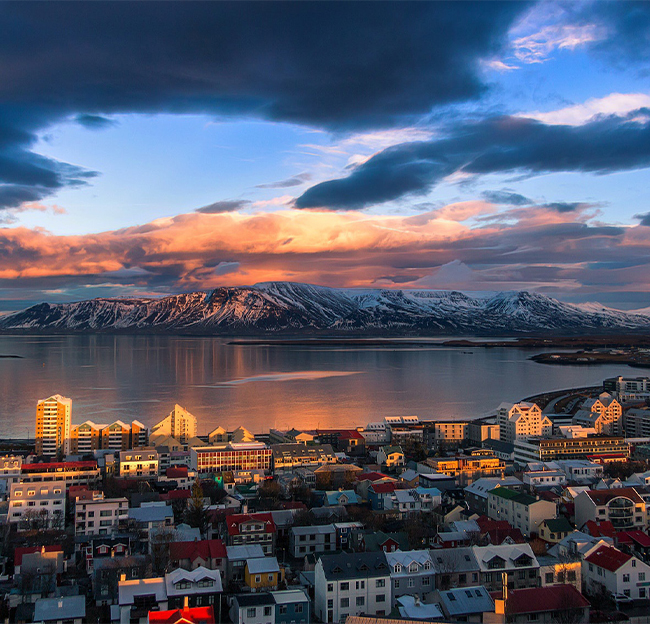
[583,519,616,540]
[170,539,227,576]
[617,530,650,560]
[584,544,650,599]
[485,526,526,546]
[149,606,215,624]
[368,481,398,510]
[493,585,589,624]
[158,466,197,489]
[225,512,276,554]
[160,489,192,502]
[14,545,64,575]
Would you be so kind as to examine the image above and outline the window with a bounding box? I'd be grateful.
[340,598,349,608]
[255,575,261,583]
[296,604,303,614]
[376,579,385,588]
[264,607,272,617]
[545,573,554,584]
[340,582,349,591]
[623,574,630,583]
[327,600,333,609]
[355,581,365,590]
[100,510,112,517]
[268,574,274,582]
[377,595,386,603]
[632,560,637,568]
[459,574,466,583]
[640,573,646,581]
[246,608,256,618]
[327,583,334,592]
[408,578,415,588]
[356,597,365,607]
[568,571,576,582]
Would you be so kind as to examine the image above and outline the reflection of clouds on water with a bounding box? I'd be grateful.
[193,370,363,388]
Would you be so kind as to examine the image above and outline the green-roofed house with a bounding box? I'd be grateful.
[538,516,573,544]
[377,445,405,469]
[487,486,557,538]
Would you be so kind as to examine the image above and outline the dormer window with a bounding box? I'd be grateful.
[408,562,418,573]
[424,561,432,570]
[394,564,402,573]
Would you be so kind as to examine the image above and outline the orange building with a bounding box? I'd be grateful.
[35,395,72,458]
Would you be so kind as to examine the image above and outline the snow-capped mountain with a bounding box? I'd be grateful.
[1,282,649,335]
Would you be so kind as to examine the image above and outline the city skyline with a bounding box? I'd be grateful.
[1,2,650,312]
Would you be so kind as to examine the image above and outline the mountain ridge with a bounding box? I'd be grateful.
[1,281,649,336]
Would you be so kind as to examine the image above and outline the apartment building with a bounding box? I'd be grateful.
[9,481,66,529]
[426,421,469,447]
[290,524,336,558]
[625,408,650,437]
[574,488,647,531]
[314,552,391,623]
[604,376,650,402]
[119,449,159,479]
[75,496,128,536]
[473,544,540,591]
[497,402,552,443]
[191,442,272,474]
[425,455,505,485]
[385,550,434,605]
[513,436,630,466]
[573,393,623,435]
[150,404,197,445]
[464,477,524,515]
[271,443,336,472]
[20,460,101,487]
[35,394,72,457]
[468,421,500,445]
[487,487,557,537]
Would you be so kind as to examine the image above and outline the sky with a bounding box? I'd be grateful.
[1,1,650,312]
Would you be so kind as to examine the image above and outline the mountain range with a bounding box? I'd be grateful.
[1,282,649,336]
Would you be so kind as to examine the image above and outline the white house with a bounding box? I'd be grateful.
[75,497,128,537]
[583,544,650,599]
[315,551,391,623]
[487,487,557,537]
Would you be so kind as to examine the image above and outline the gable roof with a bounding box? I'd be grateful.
[542,517,573,534]
[498,585,589,615]
[15,545,62,566]
[618,530,650,548]
[149,607,215,624]
[227,512,276,536]
[246,556,280,575]
[585,545,633,572]
[319,551,389,580]
[438,585,494,617]
[370,482,397,494]
[170,539,226,563]
[583,488,644,505]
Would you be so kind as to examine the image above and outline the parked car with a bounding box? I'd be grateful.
[612,594,634,606]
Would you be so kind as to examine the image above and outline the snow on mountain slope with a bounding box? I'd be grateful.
[1,282,649,335]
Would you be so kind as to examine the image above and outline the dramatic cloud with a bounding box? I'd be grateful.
[196,200,251,214]
[635,212,650,226]
[296,112,650,210]
[0,2,527,209]
[1,203,649,310]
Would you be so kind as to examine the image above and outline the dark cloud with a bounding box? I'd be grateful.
[482,190,532,206]
[0,2,528,209]
[196,200,250,214]
[256,173,313,189]
[75,114,116,130]
[296,112,650,210]
[635,211,650,226]
[542,202,591,213]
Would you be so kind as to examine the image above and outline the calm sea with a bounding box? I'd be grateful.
[0,334,648,438]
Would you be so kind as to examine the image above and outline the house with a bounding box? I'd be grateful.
[117,577,168,624]
[334,522,364,550]
[93,555,148,606]
[158,466,196,489]
[465,478,524,515]
[127,501,174,537]
[431,547,481,590]
[385,550,434,605]
[367,482,397,510]
[574,488,647,531]
[492,584,589,624]
[537,554,581,590]
[314,551,391,623]
[169,539,227,575]
[538,517,573,544]
[357,530,409,553]
[554,460,603,484]
[119,449,159,478]
[148,606,215,624]
[226,544,266,582]
[377,446,404,469]
[487,487,557,538]
[324,490,359,507]
[75,496,128,537]
[244,556,284,592]
[584,544,650,600]
[395,596,444,621]
[272,589,310,624]
[230,594,275,624]
[226,513,276,555]
[33,595,86,624]
[85,536,131,573]
[473,544,540,592]
[475,517,526,546]
[290,524,336,558]
[616,529,650,561]
[433,585,495,623]
[165,567,222,609]
[14,545,64,576]
[522,470,566,490]
[390,487,442,517]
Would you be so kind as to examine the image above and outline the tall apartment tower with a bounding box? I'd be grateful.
[35,394,72,457]
[150,404,197,445]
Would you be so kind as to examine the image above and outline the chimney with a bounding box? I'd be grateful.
[184,596,189,609]
[414,595,421,607]
[119,573,126,582]
[502,572,508,603]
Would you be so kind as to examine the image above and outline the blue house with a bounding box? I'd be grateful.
[273,588,310,624]
[325,490,359,506]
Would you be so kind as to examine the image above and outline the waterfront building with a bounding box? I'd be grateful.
[314,551,391,623]
[150,404,197,445]
[426,421,469,447]
[69,419,149,454]
[9,481,66,530]
[75,496,128,537]
[574,488,647,531]
[487,487,557,537]
[119,448,159,478]
[35,394,72,457]
[191,442,271,474]
[513,436,630,466]
[359,422,390,445]
[604,376,650,402]
[20,460,100,487]
[572,392,622,435]
[497,402,552,443]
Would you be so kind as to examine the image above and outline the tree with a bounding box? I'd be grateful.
[185,480,209,537]
[258,480,282,509]
[150,527,176,576]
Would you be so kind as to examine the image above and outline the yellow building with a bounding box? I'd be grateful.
[425,454,505,485]
[244,557,284,591]
[36,395,72,458]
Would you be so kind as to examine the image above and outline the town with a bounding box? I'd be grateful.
[2,375,650,624]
